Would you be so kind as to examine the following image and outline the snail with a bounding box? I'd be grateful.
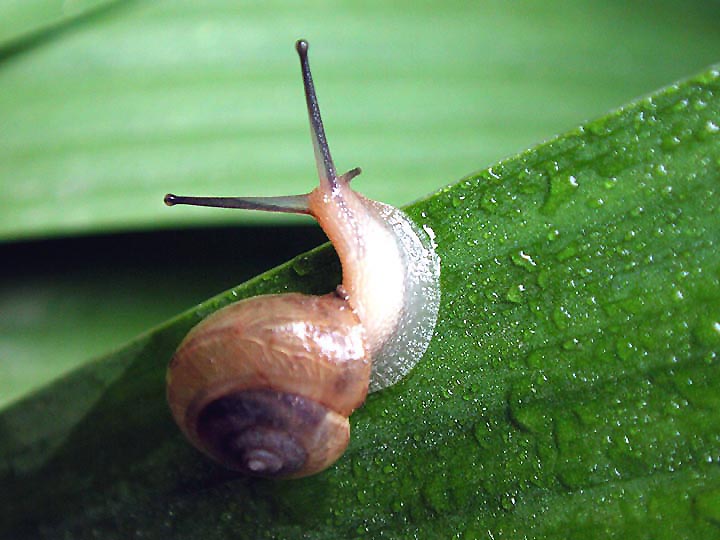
[164,39,440,479]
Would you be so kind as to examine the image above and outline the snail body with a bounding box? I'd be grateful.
[165,40,440,478]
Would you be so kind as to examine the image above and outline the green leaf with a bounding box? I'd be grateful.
[2,62,719,538]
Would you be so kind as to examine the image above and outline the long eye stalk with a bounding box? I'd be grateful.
[163,38,337,214]
[295,39,337,188]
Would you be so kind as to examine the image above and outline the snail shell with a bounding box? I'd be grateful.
[164,39,440,478]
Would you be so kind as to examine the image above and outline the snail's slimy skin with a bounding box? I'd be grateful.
[308,182,441,389]
[165,39,440,478]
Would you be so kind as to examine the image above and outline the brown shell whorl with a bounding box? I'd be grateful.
[166,292,371,478]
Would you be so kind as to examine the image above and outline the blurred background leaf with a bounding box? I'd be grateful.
[1,1,720,405]
[0,0,118,46]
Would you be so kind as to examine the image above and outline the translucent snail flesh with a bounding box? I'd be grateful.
[165,39,440,479]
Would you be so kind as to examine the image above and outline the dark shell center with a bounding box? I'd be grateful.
[195,389,328,477]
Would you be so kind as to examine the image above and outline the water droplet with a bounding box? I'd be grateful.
[696,68,720,85]
[292,256,313,276]
[510,250,537,270]
[541,174,579,215]
[693,315,720,348]
[480,194,498,213]
[552,305,572,329]
[473,421,493,449]
[506,284,526,304]
[661,134,681,151]
[220,512,235,523]
[603,178,617,189]
[671,98,689,112]
[586,117,611,136]
[501,492,518,510]
[556,243,578,262]
[699,120,720,140]
[693,97,708,111]
[615,338,637,361]
[510,399,550,434]
[422,224,437,247]
[546,228,560,242]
